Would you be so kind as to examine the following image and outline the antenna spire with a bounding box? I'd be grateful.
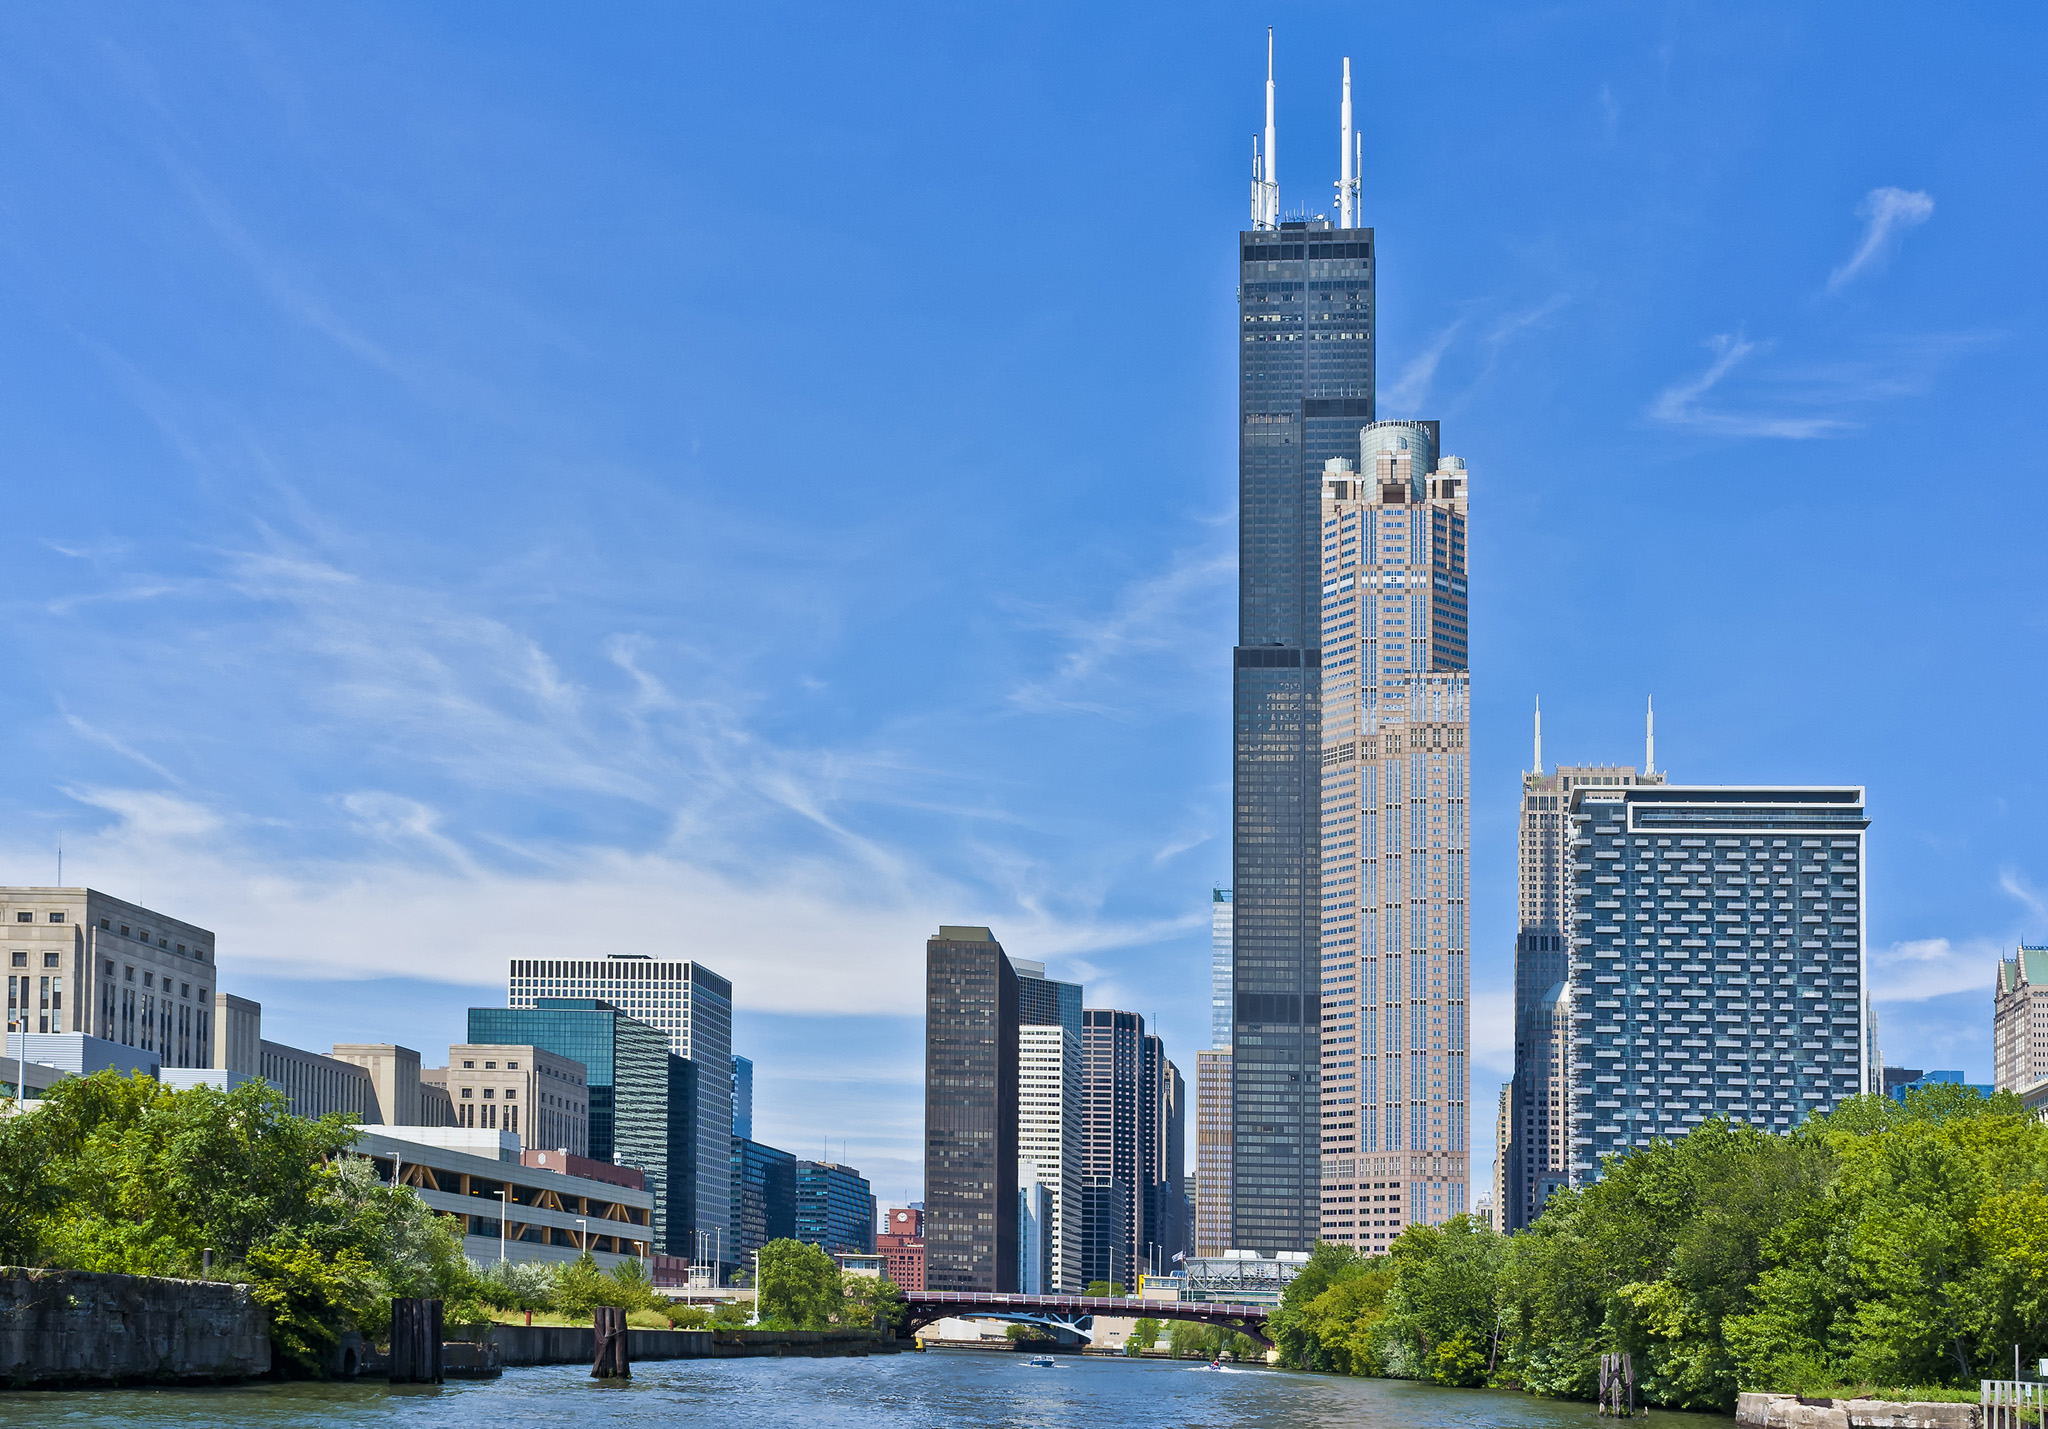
[1250,29,1279,229]
[1645,696,1655,776]
[1533,696,1543,776]
[1337,57,1355,228]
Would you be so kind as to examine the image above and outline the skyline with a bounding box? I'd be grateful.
[0,4,2043,1213]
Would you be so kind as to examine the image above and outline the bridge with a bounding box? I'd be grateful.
[902,1291,1274,1347]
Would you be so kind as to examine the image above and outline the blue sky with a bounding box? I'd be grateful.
[2,2,2042,1210]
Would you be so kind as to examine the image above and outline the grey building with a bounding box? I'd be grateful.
[1506,734,1664,1232]
[1232,49,1378,1253]
[1082,1010,1188,1279]
[1078,1175,1130,1288]
[732,1054,753,1140]
[731,1137,796,1271]
[505,956,732,1262]
[922,926,1020,1292]
[1,889,219,1072]
[1012,959,1082,1044]
[1566,785,1870,1184]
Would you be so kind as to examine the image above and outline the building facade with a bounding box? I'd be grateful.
[1194,1048,1234,1255]
[1232,50,1380,1253]
[2,889,219,1071]
[1211,888,1234,1049]
[468,1000,691,1256]
[1994,947,2048,1093]
[796,1160,875,1255]
[504,956,732,1259]
[331,1043,457,1130]
[730,1137,796,1271]
[1313,428,1472,1250]
[1506,745,1664,1230]
[437,1043,588,1154]
[1566,785,1870,1184]
[1079,1175,1129,1288]
[732,1055,753,1140]
[261,1040,375,1119]
[1013,960,1082,1044]
[1018,1023,1082,1292]
[877,1205,925,1292]
[922,926,1020,1292]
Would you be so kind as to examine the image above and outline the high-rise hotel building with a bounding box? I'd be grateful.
[1504,734,1665,1232]
[1993,946,2048,1094]
[1231,42,1380,1254]
[1564,785,1870,1183]
[1313,422,1472,1250]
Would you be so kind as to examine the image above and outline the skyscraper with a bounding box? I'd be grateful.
[1313,426,1472,1250]
[922,926,1020,1293]
[1565,785,1870,1183]
[796,1160,876,1256]
[1993,946,2048,1093]
[505,954,733,1255]
[1211,889,1234,1049]
[1194,1048,1233,1255]
[1013,958,1083,1045]
[1505,713,1665,1231]
[1018,1022,1082,1292]
[1083,1009,1146,1280]
[1232,40,1380,1254]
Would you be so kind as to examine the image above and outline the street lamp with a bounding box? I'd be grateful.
[495,1189,508,1263]
[577,1217,587,1256]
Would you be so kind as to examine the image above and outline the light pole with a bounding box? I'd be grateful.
[495,1189,508,1263]
[578,1217,588,1257]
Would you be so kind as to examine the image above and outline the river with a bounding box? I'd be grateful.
[16,1350,1738,1425]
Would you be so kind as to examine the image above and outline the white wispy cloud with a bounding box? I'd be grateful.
[1647,332,1852,439]
[1383,320,1464,413]
[1005,548,1233,720]
[1828,187,1935,293]
[1999,867,2048,926]
[1869,935,2001,1003]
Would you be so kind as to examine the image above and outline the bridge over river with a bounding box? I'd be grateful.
[902,1291,1274,1347]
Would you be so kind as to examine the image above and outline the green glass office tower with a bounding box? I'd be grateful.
[468,999,690,1255]
[1232,50,1376,1252]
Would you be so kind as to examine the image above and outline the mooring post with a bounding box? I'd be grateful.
[389,1297,445,1384]
[592,1305,631,1379]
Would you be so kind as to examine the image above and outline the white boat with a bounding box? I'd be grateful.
[1027,1355,1057,1368]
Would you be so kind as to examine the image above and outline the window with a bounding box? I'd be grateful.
[483,1089,495,1099]
[462,1060,475,1069]
[14,912,29,923]
[100,919,110,930]
[125,966,135,982]
[43,952,58,969]
[504,1089,517,1100]
[460,1088,472,1098]
[49,912,64,923]
[484,1061,496,1070]
[8,952,22,968]
[508,1061,519,1070]
[143,973,154,988]
[103,960,113,975]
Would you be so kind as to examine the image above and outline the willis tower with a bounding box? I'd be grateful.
[1230,37,1376,1253]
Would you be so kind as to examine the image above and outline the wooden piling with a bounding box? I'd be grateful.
[389,1297,444,1384]
[592,1305,631,1379]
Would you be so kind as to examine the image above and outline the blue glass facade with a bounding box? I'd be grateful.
[730,1136,796,1270]
[1233,221,1376,1255]
[1566,786,1869,1185]
[795,1160,875,1255]
[467,999,692,1255]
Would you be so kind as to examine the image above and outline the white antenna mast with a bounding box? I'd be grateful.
[1255,29,1279,229]
[1645,696,1656,776]
[1355,130,1364,228]
[1337,57,1355,228]
[1533,696,1543,776]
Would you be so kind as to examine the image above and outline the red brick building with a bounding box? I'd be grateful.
[878,1206,924,1291]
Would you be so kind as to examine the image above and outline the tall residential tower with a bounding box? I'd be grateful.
[1232,39,1380,1255]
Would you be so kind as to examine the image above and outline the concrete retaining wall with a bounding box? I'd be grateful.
[490,1323,902,1365]
[0,1267,270,1387]
[1737,1393,1983,1429]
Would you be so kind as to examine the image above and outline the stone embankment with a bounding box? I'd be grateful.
[0,1267,270,1388]
[490,1324,905,1366]
[1737,1392,1982,1429]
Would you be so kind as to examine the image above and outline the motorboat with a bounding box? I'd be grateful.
[1027,1355,1058,1368]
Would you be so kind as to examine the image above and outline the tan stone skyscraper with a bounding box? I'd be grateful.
[1314,422,1471,1251]
[1994,946,2048,1093]
[1502,720,1664,1232]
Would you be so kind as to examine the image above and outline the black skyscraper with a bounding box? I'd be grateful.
[1231,195,1376,1247]
[923,926,1019,1292]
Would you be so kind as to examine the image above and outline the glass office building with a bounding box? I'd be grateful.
[1233,219,1376,1254]
[1565,785,1870,1184]
[504,956,732,1263]
[467,999,690,1255]
[922,926,1019,1292]
[795,1160,876,1255]
[731,1137,796,1270]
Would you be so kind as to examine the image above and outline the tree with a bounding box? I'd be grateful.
[1006,1321,1053,1342]
[756,1238,843,1329]
[1126,1317,1162,1355]
[1086,1280,1126,1297]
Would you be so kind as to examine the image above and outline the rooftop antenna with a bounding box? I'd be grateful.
[1533,697,1543,776]
[1251,29,1279,229]
[1337,57,1356,228]
[1645,696,1655,776]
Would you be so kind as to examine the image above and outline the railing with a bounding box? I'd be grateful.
[1985,1380,2044,1429]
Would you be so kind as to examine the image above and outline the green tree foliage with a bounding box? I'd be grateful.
[1269,1088,2048,1413]
[839,1272,907,1333]
[1005,1321,1054,1342]
[0,1072,497,1375]
[1085,1280,1126,1297]
[755,1238,844,1328]
[1126,1317,1162,1355]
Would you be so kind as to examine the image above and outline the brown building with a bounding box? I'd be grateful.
[878,1208,925,1290]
